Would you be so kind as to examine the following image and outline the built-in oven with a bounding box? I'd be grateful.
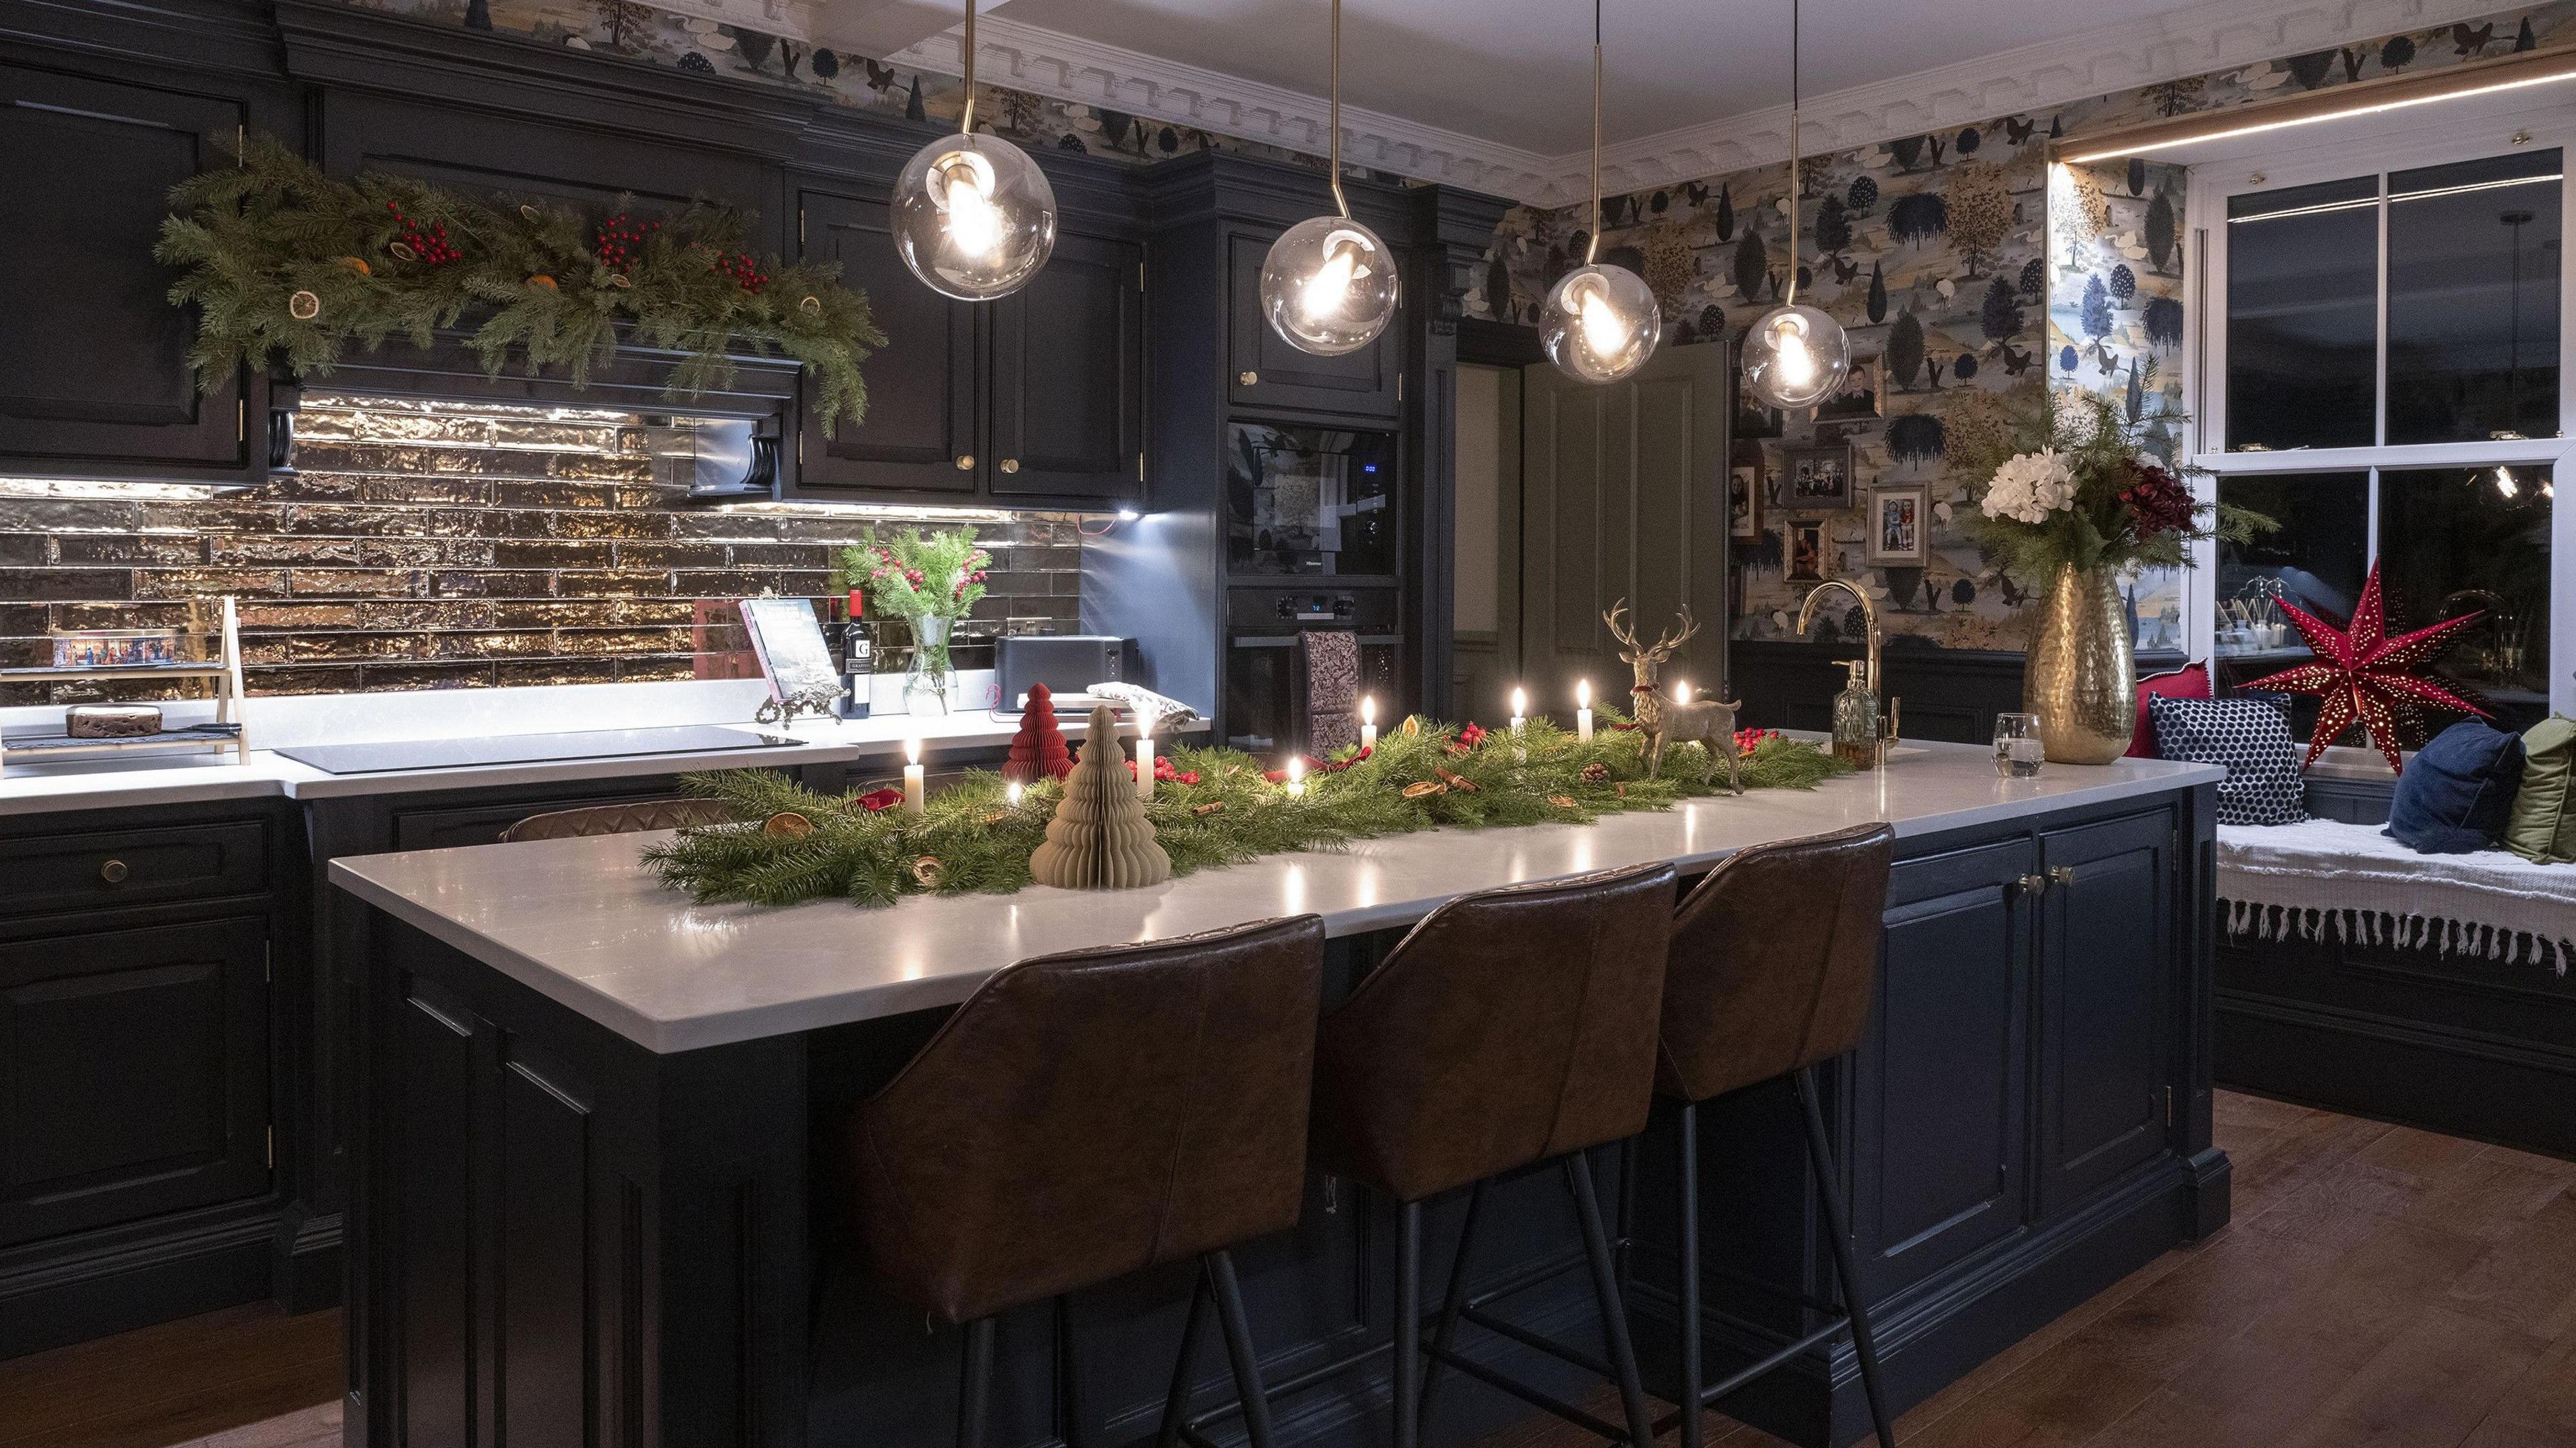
[1224,588,1401,755]
[1227,422,1397,578]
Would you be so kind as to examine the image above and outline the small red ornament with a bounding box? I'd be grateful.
[855,787,904,812]
[1000,681,1075,783]
[2239,561,2489,775]
[1456,722,1487,749]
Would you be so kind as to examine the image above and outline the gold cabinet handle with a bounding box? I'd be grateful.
[100,858,130,885]
[2015,873,2046,895]
[1238,370,1258,386]
[2049,866,2076,887]
[999,459,1020,474]
[955,454,975,471]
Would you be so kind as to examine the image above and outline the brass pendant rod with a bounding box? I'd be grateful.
[1329,0,1350,219]
[1585,0,1602,265]
[960,0,979,135]
[1782,0,1801,307]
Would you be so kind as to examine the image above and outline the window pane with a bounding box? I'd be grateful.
[2226,177,2379,451]
[2375,465,2554,733]
[2214,471,2369,742]
[2387,150,2562,444]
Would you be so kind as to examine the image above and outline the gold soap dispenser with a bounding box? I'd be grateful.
[1830,659,1880,770]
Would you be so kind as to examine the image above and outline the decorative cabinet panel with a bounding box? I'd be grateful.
[0,915,271,1249]
[796,189,981,498]
[989,229,1145,501]
[792,187,1144,508]
[1224,232,1399,419]
[0,64,254,479]
[1854,836,2035,1302]
[2036,811,2175,1212]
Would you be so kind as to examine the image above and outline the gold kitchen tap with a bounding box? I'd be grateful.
[1796,580,1899,765]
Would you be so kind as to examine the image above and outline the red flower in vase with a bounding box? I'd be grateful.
[2118,462,2196,539]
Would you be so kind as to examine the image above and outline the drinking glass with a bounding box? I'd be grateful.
[1994,712,2045,778]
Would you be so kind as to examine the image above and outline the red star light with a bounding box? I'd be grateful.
[2241,562,2489,775]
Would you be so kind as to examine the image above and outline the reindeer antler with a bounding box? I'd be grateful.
[1602,599,1640,653]
[1651,606,1703,658]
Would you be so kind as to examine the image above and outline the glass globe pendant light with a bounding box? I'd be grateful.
[892,0,1057,300]
[1542,0,1660,384]
[1741,0,1850,410]
[1258,0,1399,355]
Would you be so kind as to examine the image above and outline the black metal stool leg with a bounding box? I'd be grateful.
[1395,1197,1425,1448]
[1567,1153,1656,1448]
[1796,1067,1897,1448]
[1417,1179,1487,1439]
[1155,1266,1213,1448]
[1205,1250,1279,1448]
[1055,1294,1088,1448]
[957,1315,996,1448]
[1676,1100,1705,1448]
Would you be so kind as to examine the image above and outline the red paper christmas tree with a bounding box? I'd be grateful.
[1002,682,1075,783]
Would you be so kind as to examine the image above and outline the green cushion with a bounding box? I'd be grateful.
[2504,716,2576,866]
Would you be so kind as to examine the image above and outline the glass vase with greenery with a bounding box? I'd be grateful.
[839,526,991,714]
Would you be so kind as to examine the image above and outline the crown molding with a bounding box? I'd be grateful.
[871,0,2528,208]
[884,15,1559,202]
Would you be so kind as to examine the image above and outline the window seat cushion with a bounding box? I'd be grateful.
[2218,818,2576,972]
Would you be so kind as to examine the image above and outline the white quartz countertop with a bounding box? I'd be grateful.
[328,743,2222,1054]
[0,710,1191,816]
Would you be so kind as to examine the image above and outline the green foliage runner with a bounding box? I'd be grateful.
[156,134,884,432]
[645,717,1854,909]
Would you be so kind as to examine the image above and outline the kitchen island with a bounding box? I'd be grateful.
[329,743,2227,1448]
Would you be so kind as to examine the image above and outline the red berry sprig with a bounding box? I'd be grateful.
[710,248,769,292]
[593,213,659,272]
[384,201,459,266]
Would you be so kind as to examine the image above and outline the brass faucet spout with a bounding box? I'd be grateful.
[1795,580,1879,698]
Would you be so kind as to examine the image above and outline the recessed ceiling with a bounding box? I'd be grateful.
[977,0,2196,155]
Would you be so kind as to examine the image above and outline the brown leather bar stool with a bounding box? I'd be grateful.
[1654,822,1898,1448]
[1173,865,1676,1448]
[847,915,1328,1448]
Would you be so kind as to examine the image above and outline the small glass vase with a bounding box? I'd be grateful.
[903,614,955,717]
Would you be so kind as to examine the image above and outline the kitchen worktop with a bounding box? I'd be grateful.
[0,707,1194,816]
[329,743,2223,1052]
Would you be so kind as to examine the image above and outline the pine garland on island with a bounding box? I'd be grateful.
[643,718,1854,909]
[155,133,885,433]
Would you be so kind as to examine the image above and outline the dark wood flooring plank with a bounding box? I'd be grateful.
[2279,1306,2548,1448]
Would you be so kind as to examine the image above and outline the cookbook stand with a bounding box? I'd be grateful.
[0,597,250,773]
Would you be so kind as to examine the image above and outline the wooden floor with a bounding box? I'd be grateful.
[3,1093,2571,1448]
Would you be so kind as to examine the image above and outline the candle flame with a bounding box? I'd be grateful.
[1510,686,1527,718]
[1576,678,1591,708]
[1360,695,1376,726]
[905,736,922,766]
[1672,680,1692,705]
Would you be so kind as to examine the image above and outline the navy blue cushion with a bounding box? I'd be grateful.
[2385,720,2526,854]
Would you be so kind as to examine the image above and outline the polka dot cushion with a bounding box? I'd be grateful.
[2149,695,2307,827]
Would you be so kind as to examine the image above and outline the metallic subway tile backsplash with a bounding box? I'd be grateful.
[0,396,1086,702]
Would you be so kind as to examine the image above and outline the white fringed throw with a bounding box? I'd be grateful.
[2217,820,2576,974]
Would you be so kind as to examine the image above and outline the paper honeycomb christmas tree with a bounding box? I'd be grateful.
[1001,681,1075,782]
[1028,705,1171,890]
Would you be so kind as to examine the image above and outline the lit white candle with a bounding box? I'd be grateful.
[1359,695,1378,753]
[1672,679,1692,706]
[1575,678,1594,742]
[902,736,926,816]
[1285,756,1306,797]
[1134,714,1156,801]
[1509,686,1527,733]
[1005,779,1024,808]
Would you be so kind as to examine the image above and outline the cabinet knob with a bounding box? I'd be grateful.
[1238,370,1259,386]
[99,858,130,885]
[955,454,975,471]
[2049,866,2076,887]
[999,459,1020,474]
[2015,873,2046,895]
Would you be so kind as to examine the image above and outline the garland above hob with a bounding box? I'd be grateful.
[155,134,884,432]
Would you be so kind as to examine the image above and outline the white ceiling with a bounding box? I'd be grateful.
[717,0,2532,203]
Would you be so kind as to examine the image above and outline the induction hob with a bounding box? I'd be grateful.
[272,725,802,775]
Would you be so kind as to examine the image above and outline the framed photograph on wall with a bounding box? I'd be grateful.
[1781,443,1854,509]
[1786,520,1829,582]
[1729,464,1764,540]
[1866,485,1929,564]
[1815,355,1885,421]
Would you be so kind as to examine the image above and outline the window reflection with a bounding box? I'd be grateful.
[2387,151,2562,445]
[2226,178,2379,451]
[2377,465,2554,732]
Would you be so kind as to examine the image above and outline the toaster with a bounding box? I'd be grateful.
[996,634,1131,711]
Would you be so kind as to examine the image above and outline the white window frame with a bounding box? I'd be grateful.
[2184,112,2576,720]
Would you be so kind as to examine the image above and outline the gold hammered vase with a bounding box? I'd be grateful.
[2023,564,2135,764]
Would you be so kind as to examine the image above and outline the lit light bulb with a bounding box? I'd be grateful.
[1261,217,1398,355]
[2496,467,2519,499]
[1542,264,1661,384]
[893,133,1057,300]
[1743,302,1851,410]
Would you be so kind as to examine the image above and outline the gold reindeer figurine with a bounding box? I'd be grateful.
[1603,600,1742,791]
